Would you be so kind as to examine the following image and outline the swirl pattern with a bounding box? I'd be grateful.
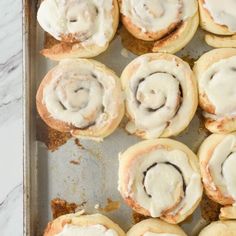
[121,53,198,139]
[37,0,119,58]
[199,133,236,207]
[194,48,236,133]
[118,139,203,224]
[119,0,198,53]
[199,0,236,48]
[36,59,124,141]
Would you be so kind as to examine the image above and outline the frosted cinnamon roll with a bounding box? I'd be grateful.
[36,59,124,141]
[199,0,236,48]
[37,0,119,59]
[199,221,236,236]
[121,53,198,139]
[127,219,187,236]
[44,212,125,236]
[194,48,236,134]
[198,133,236,219]
[118,139,203,224]
[119,0,199,54]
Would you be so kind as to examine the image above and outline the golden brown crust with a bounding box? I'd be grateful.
[36,59,124,140]
[198,0,234,35]
[198,133,236,205]
[36,68,73,133]
[119,139,202,224]
[119,1,199,54]
[220,206,236,220]
[40,0,119,60]
[194,48,236,134]
[121,53,198,139]
[199,221,236,236]
[44,213,126,236]
[198,0,236,47]
[127,219,187,236]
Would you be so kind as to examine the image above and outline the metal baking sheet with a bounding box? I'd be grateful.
[23,1,213,235]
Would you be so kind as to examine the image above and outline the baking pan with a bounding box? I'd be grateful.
[23,0,213,235]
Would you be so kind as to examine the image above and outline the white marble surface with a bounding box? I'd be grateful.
[0,0,23,235]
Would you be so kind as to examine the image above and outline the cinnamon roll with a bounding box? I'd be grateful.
[199,221,236,236]
[121,53,198,139]
[118,139,203,224]
[198,132,236,219]
[127,219,187,236]
[199,0,236,48]
[44,212,125,236]
[36,59,124,141]
[119,0,199,54]
[37,0,119,59]
[194,48,236,134]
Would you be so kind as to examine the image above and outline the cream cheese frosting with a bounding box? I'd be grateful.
[199,56,236,118]
[203,0,236,32]
[43,59,121,129]
[56,224,118,236]
[207,134,236,201]
[125,148,202,218]
[125,55,195,138]
[144,233,179,236]
[121,0,197,33]
[37,0,114,46]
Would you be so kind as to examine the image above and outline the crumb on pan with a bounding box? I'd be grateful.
[36,118,71,152]
[74,138,85,149]
[97,198,120,213]
[132,211,150,224]
[119,26,154,55]
[51,198,79,219]
[200,193,221,221]
[180,55,195,68]
[69,159,81,165]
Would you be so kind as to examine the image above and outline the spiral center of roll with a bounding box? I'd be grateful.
[143,163,184,216]
[136,73,180,111]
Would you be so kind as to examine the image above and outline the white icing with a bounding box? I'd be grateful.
[199,56,236,117]
[144,233,179,236]
[121,0,197,33]
[207,134,236,201]
[125,55,194,138]
[204,0,236,32]
[43,59,122,129]
[126,148,202,218]
[56,224,118,236]
[37,0,114,46]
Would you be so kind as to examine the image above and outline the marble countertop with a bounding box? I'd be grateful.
[0,0,23,235]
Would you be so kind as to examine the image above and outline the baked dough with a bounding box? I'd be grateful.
[194,48,236,133]
[37,0,119,59]
[199,221,236,236]
[119,0,199,54]
[121,53,198,139]
[44,212,126,236]
[36,59,124,141]
[118,139,203,224]
[198,0,236,48]
[198,132,236,220]
[127,219,187,236]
